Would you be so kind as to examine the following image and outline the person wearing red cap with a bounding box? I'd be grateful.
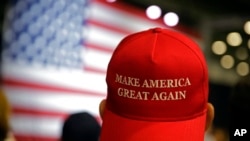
[99,27,214,141]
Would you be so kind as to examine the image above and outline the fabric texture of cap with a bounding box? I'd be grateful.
[100,27,209,141]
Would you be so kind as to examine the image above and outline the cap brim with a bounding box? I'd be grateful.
[100,108,206,141]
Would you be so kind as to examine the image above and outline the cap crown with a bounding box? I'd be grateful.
[106,28,208,121]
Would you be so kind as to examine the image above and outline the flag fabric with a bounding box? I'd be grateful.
[1,0,200,141]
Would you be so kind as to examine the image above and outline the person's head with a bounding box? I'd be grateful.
[99,27,214,141]
[229,75,250,140]
[61,112,101,141]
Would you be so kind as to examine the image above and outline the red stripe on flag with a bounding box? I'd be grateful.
[14,135,58,141]
[3,78,106,97]
[12,107,103,123]
[12,107,69,119]
[85,42,114,53]
[87,19,132,35]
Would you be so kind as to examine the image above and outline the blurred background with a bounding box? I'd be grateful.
[1,0,250,141]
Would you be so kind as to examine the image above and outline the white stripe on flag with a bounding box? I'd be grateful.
[84,24,126,50]
[5,86,104,115]
[83,46,112,72]
[3,63,107,95]
[11,114,63,138]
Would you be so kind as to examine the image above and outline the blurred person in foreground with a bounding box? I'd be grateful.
[0,90,16,141]
[61,112,101,141]
[98,27,215,141]
[229,75,250,141]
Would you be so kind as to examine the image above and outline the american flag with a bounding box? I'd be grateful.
[1,0,201,141]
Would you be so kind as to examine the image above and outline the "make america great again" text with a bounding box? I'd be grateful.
[114,74,191,101]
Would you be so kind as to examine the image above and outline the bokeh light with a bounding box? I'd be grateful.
[236,62,249,76]
[220,55,235,69]
[244,21,250,35]
[211,41,227,55]
[235,47,248,60]
[146,5,161,20]
[226,32,242,47]
[106,0,116,3]
[163,12,179,27]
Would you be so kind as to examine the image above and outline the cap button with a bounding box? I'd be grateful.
[152,27,162,33]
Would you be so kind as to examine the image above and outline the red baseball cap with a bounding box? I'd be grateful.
[100,27,209,141]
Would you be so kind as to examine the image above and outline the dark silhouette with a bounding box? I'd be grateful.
[229,75,250,141]
[61,112,101,141]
